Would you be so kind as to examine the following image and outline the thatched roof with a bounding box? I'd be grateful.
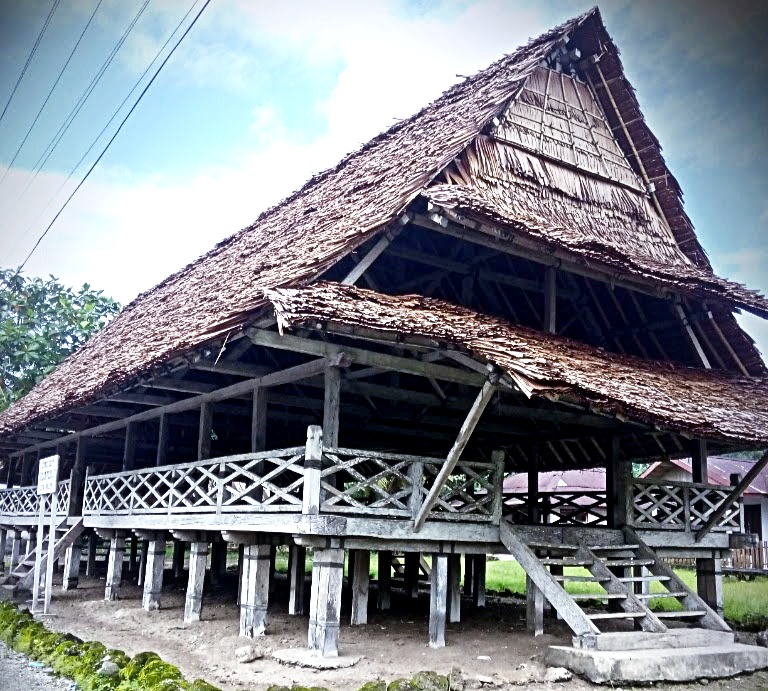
[1,7,766,442]
[268,283,768,447]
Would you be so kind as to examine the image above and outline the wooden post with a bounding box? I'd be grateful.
[472,555,486,608]
[198,402,213,460]
[9,530,21,573]
[526,574,544,636]
[429,553,448,649]
[137,540,148,587]
[69,438,87,516]
[0,529,6,573]
[62,538,82,591]
[528,445,540,524]
[269,545,277,595]
[323,364,341,448]
[691,439,708,483]
[184,541,209,623]
[172,539,185,579]
[156,413,169,467]
[308,547,344,657]
[105,535,125,601]
[86,533,98,577]
[251,387,267,452]
[240,544,271,637]
[143,537,166,611]
[448,554,461,623]
[696,555,724,616]
[127,537,138,577]
[404,552,420,599]
[237,544,244,606]
[351,549,370,626]
[605,437,621,528]
[303,425,323,515]
[123,422,137,472]
[210,541,227,588]
[378,550,392,611]
[20,452,35,486]
[288,544,306,615]
[463,554,473,597]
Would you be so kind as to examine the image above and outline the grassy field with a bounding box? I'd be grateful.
[272,549,768,630]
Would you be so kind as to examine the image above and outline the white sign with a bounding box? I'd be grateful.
[36,455,60,496]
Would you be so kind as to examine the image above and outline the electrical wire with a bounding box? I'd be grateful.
[0,0,61,127]
[7,0,201,259]
[0,0,104,187]
[19,0,213,270]
[16,0,151,201]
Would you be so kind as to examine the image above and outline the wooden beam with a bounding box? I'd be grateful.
[122,422,137,472]
[323,364,342,448]
[691,439,708,484]
[251,388,267,452]
[342,227,401,286]
[696,449,768,541]
[544,267,557,334]
[674,302,711,369]
[198,402,213,461]
[247,329,483,386]
[414,376,498,530]
[10,358,329,457]
[156,413,169,467]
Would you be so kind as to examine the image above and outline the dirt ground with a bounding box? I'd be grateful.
[19,566,768,691]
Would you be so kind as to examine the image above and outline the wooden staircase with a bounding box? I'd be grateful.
[499,521,731,649]
[0,518,85,594]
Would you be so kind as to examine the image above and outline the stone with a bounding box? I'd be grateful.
[411,671,449,691]
[97,660,120,677]
[544,667,572,683]
[757,631,768,648]
[235,645,264,663]
[448,667,464,691]
[358,681,387,691]
[474,675,494,685]
[272,648,360,669]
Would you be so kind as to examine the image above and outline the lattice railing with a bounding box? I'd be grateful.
[318,448,504,523]
[0,479,71,517]
[502,491,608,526]
[84,448,305,515]
[422,458,504,522]
[629,479,743,532]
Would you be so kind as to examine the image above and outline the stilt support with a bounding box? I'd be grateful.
[526,574,544,636]
[448,554,461,623]
[184,541,208,623]
[105,536,125,601]
[62,539,82,591]
[405,552,419,599]
[697,556,724,616]
[378,550,392,611]
[288,545,306,615]
[429,553,448,649]
[172,539,185,579]
[240,544,271,637]
[86,533,98,577]
[143,537,166,611]
[472,555,486,608]
[351,549,370,625]
[308,547,343,657]
[137,540,148,587]
[9,530,21,573]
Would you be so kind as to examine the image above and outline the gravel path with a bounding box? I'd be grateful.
[0,641,74,691]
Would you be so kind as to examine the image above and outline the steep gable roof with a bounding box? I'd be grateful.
[0,8,766,441]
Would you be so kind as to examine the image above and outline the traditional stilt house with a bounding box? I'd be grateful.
[2,7,768,682]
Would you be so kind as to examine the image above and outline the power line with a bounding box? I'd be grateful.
[0,0,61,127]
[0,0,104,187]
[19,0,213,271]
[7,0,201,259]
[16,0,151,201]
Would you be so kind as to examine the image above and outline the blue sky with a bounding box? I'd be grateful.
[0,0,766,355]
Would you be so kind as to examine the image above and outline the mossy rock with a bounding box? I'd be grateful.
[188,681,221,691]
[388,680,413,691]
[137,658,184,687]
[411,672,449,691]
[359,681,387,691]
[266,686,292,691]
[152,680,189,691]
[120,651,162,681]
[13,622,47,655]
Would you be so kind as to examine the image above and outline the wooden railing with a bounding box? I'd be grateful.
[319,448,504,522]
[628,479,743,532]
[724,542,768,573]
[83,448,305,515]
[503,491,608,526]
[0,479,71,517]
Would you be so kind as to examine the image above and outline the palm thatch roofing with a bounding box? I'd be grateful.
[0,7,766,444]
[267,282,768,447]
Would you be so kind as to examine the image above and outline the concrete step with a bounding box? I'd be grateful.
[573,628,734,652]
[545,643,768,684]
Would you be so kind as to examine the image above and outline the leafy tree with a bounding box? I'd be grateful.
[0,269,120,411]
